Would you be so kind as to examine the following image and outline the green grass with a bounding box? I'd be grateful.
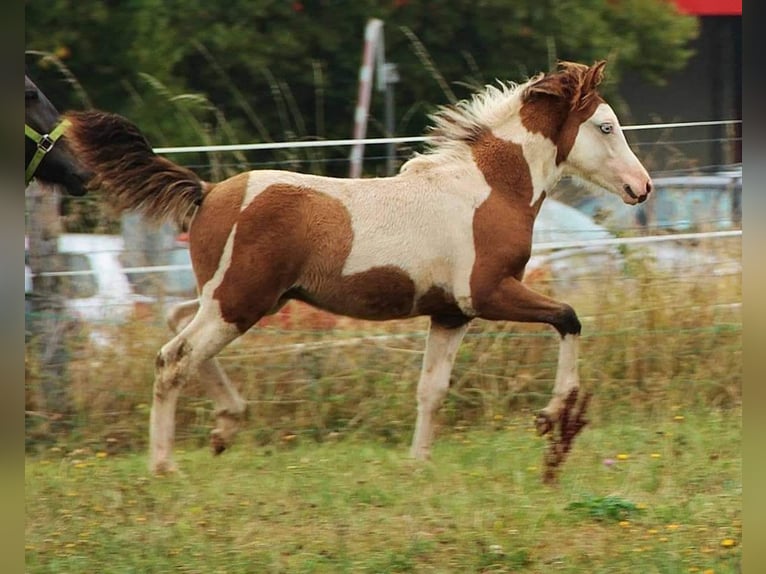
[26,407,741,573]
[25,245,741,571]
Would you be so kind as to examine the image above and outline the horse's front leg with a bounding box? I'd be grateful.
[475,277,589,478]
[410,319,470,460]
[535,332,581,435]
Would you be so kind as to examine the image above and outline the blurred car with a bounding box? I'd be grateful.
[527,198,622,285]
[25,233,195,342]
[571,165,742,233]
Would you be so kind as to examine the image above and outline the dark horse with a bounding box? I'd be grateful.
[25,74,90,194]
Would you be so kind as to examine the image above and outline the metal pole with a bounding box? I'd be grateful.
[384,62,399,176]
[349,19,384,178]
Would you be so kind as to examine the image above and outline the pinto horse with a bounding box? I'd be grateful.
[67,61,652,478]
[25,74,90,195]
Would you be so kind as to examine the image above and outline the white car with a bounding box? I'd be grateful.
[25,233,195,329]
[527,198,623,289]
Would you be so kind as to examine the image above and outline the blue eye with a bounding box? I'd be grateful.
[600,123,613,134]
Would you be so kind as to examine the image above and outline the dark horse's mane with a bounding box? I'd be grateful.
[522,60,605,111]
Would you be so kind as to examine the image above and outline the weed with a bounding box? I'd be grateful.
[566,494,643,522]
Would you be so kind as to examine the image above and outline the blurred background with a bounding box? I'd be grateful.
[25,0,741,453]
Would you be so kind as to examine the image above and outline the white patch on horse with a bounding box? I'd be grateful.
[493,115,561,205]
[198,215,239,311]
[240,168,492,315]
[409,80,563,206]
[339,169,491,313]
[565,102,651,205]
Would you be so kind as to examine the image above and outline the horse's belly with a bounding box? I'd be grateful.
[294,255,473,322]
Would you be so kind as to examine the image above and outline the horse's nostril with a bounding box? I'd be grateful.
[646,181,653,195]
[623,183,637,200]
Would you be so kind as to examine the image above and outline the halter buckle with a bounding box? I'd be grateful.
[37,134,55,153]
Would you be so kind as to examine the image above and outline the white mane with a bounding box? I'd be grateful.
[401,78,534,172]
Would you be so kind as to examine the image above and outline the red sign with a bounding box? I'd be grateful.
[672,0,741,15]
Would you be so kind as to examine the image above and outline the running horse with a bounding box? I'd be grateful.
[25,74,90,194]
[66,61,652,480]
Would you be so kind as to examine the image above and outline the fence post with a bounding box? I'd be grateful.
[25,181,73,438]
[121,212,176,299]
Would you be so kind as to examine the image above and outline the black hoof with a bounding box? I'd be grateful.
[210,433,227,456]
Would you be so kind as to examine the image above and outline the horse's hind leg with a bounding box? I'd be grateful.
[166,300,248,456]
[410,319,469,460]
[151,303,242,474]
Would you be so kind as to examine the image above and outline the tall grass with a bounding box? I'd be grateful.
[24,240,741,455]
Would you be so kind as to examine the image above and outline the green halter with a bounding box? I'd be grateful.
[25,118,71,186]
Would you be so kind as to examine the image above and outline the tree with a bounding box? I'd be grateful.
[26,0,698,176]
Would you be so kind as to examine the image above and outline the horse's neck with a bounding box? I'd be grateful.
[468,129,562,208]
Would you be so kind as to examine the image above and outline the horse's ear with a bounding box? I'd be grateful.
[522,60,606,111]
[584,60,607,92]
[571,60,607,111]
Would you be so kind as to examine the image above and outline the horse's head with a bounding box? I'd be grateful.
[522,61,652,205]
[25,75,91,196]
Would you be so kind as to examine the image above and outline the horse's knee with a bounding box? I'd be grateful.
[553,304,581,337]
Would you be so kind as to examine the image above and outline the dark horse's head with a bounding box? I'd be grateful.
[25,75,91,195]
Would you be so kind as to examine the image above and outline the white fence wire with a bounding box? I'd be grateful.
[28,117,742,282]
[152,119,742,155]
[33,229,742,279]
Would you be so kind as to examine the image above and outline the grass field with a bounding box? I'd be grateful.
[26,405,741,573]
[25,238,741,572]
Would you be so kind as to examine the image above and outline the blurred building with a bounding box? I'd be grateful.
[619,0,741,170]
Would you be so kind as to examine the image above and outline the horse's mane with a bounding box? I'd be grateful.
[522,61,606,112]
[401,60,606,171]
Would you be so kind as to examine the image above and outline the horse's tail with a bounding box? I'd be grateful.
[64,110,207,226]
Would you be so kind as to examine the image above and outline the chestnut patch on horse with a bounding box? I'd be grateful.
[519,96,568,145]
[415,285,466,322]
[468,131,540,301]
[190,172,248,289]
[202,182,420,330]
[519,62,606,165]
[470,130,535,205]
[328,265,416,320]
[208,183,345,331]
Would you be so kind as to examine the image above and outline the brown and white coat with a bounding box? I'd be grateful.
[67,60,652,477]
